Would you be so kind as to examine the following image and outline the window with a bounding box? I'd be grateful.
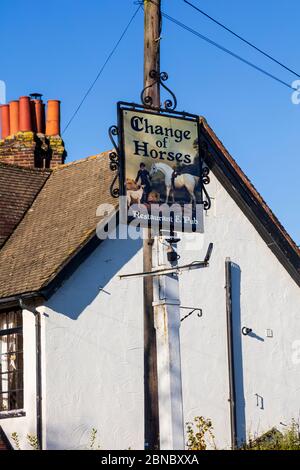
[0,310,23,412]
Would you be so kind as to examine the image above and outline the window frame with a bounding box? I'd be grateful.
[0,309,24,417]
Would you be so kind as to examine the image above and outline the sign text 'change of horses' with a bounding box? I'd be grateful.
[118,105,205,233]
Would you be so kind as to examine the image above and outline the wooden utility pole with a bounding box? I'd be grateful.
[143,0,161,450]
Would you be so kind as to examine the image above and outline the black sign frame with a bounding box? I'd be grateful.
[109,101,211,232]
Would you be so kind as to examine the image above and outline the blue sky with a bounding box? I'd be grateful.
[1,0,299,243]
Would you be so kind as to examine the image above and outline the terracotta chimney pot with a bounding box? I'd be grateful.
[46,100,60,136]
[32,99,45,134]
[30,100,37,133]
[0,104,10,139]
[42,102,46,134]
[9,101,19,135]
[19,96,32,132]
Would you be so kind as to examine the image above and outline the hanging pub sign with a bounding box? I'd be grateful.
[108,73,210,233]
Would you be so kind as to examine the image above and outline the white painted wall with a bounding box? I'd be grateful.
[179,175,300,448]
[3,171,300,450]
[43,238,145,450]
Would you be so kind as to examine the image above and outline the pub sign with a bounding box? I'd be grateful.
[109,102,209,233]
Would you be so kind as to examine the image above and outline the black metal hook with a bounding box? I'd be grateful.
[180,307,203,322]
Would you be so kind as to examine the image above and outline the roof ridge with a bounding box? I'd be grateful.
[0,161,52,173]
[0,151,110,173]
[52,151,110,171]
[200,116,300,257]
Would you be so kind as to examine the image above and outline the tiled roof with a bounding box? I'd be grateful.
[0,163,50,247]
[0,119,298,301]
[0,152,117,299]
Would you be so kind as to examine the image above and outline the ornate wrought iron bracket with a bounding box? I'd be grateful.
[200,142,211,210]
[202,166,211,210]
[180,307,203,322]
[141,70,177,111]
[108,125,120,198]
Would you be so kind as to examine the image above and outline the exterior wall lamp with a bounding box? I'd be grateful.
[242,326,253,336]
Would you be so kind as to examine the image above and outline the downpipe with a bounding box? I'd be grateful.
[225,258,237,450]
[19,299,43,450]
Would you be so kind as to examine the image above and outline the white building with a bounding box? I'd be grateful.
[0,113,299,450]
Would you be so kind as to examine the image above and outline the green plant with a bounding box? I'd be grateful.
[11,432,39,450]
[27,433,39,450]
[11,432,21,450]
[11,428,101,450]
[243,421,300,450]
[89,427,101,450]
[186,416,216,450]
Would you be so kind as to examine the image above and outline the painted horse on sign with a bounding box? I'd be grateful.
[150,162,199,204]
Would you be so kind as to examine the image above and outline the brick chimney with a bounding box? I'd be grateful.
[0,94,66,168]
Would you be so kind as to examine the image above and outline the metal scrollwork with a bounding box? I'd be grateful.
[141,70,177,111]
[200,142,211,210]
[108,125,120,198]
[202,184,211,211]
[109,125,119,154]
[202,166,210,185]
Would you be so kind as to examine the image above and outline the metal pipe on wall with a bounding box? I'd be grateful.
[225,258,237,450]
[35,311,42,450]
[19,299,43,450]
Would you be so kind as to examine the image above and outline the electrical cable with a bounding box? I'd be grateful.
[161,9,297,91]
[62,4,142,134]
[184,0,300,79]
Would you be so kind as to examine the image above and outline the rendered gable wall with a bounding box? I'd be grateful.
[2,170,299,450]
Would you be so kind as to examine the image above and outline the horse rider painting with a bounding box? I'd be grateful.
[135,162,152,203]
[171,139,200,189]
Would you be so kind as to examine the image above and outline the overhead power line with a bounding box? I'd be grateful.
[62,4,142,135]
[161,10,297,91]
[184,0,300,79]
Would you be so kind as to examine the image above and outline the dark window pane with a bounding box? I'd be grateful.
[0,310,23,412]
[0,314,6,331]
[0,392,8,412]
